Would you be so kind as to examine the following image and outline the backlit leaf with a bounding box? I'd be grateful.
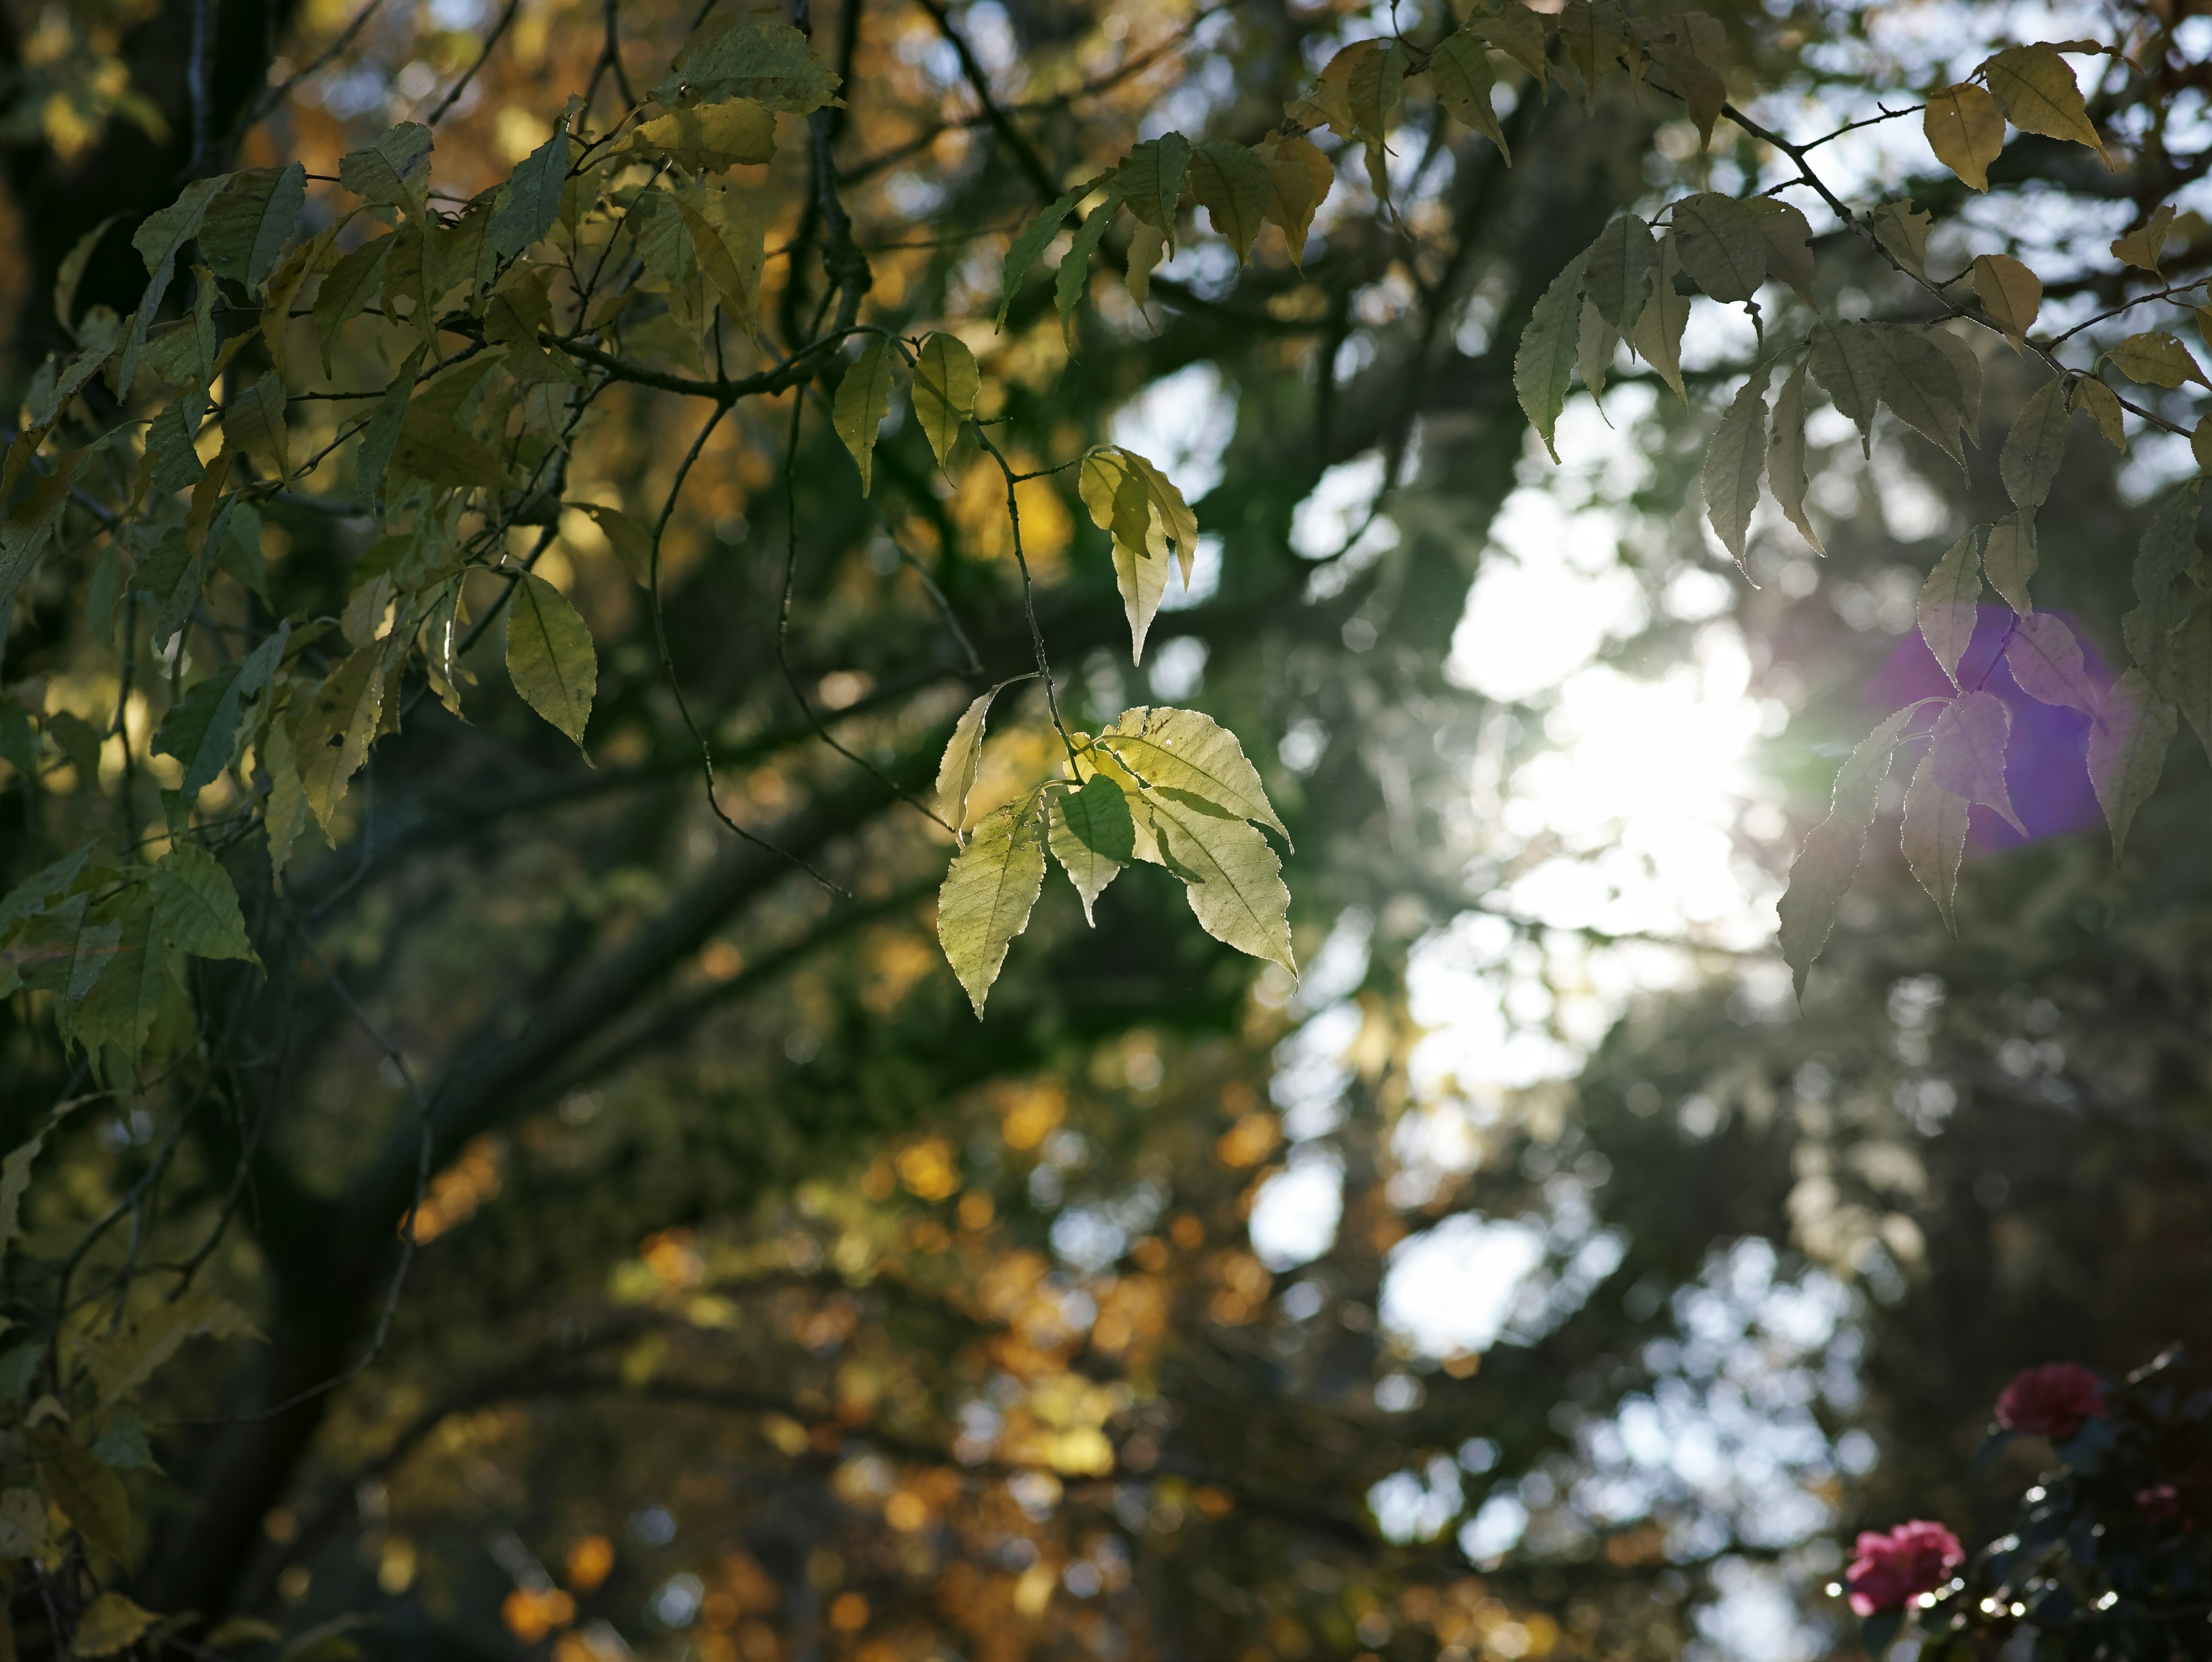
[1971,253,2041,351]
[1748,199,1815,304]
[635,97,774,172]
[1055,193,1122,341]
[73,1593,156,1658]
[1918,530,1981,686]
[1515,250,1587,460]
[2133,480,2200,607]
[2006,612,2100,714]
[492,125,575,255]
[1644,21,1725,143]
[1702,361,1771,568]
[1584,216,1655,333]
[1143,791,1296,974]
[1670,193,1768,304]
[339,122,434,216]
[1428,32,1510,161]
[2089,668,2176,861]
[1190,142,1271,263]
[1869,199,1931,280]
[1925,81,2003,190]
[1777,706,1914,998]
[834,337,896,495]
[2105,331,2207,389]
[2111,204,2174,274]
[1050,772,1135,924]
[294,646,387,832]
[1983,509,2037,615]
[1576,300,1616,399]
[1254,134,1332,267]
[1984,44,2110,164]
[2071,376,2125,450]
[312,235,392,377]
[1627,234,1690,402]
[996,182,1088,328]
[199,162,306,294]
[1079,448,1172,661]
[147,844,253,962]
[937,798,1047,1017]
[1873,322,1967,467]
[506,573,597,747]
[912,333,979,471]
[662,18,842,111]
[1809,320,1883,454]
[1766,362,1823,555]
[1117,134,1192,246]
[1476,4,1551,87]
[935,682,1009,833]
[119,175,224,396]
[1094,706,1288,841]
[1999,378,2069,508]
[1931,688,2026,835]
[1901,751,1970,933]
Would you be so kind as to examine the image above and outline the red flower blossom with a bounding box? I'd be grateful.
[1845,1521,1965,1615]
[1995,1364,2106,1441]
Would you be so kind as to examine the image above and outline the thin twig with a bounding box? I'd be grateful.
[427,0,524,125]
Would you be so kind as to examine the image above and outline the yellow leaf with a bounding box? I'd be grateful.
[2071,377,2126,452]
[1983,44,2112,165]
[911,333,979,472]
[1970,253,2041,351]
[73,1593,156,1657]
[1923,82,2003,191]
[1869,199,1931,281]
[635,97,777,170]
[293,646,386,834]
[505,572,597,747]
[2112,204,2175,274]
[1253,135,1332,268]
[1188,142,1271,264]
[2106,331,2207,389]
[934,681,1005,832]
[832,337,896,495]
[936,798,1046,1017]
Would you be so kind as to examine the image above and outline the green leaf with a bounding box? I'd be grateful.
[1584,217,1654,332]
[1514,250,1587,461]
[2088,668,2176,861]
[1669,194,1768,304]
[1900,750,1969,933]
[575,503,656,585]
[1983,509,2037,614]
[1868,198,1932,281]
[937,798,1047,1017]
[995,181,1089,329]
[356,343,428,503]
[78,1285,257,1405]
[1999,377,2069,509]
[313,235,392,378]
[73,1592,156,1656]
[1055,192,1123,342]
[505,573,597,747]
[293,645,388,832]
[2169,598,2212,768]
[69,888,176,1077]
[1142,792,1296,975]
[1116,134,1192,246]
[1643,16,1725,141]
[491,125,574,256]
[1917,529,1981,687]
[936,682,1011,832]
[1094,706,1289,842]
[636,97,777,172]
[119,174,224,396]
[1983,44,2109,163]
[1626,234,1690,402]
[2134,480,2201,608]
[1189,142,1271,264]
[1775,706,1914,999]
[1930,325,1984,436]
[148,843,253,962]
[911,333,979,471]
[2005,612,2100,715]
[1576,299,1617,399]
[54,212,122,339]
[1766,362,1823,555]
[1427,32,1510,161]
[0,448,93,619]
[1931,688,2025,835]
[339,122,435,216]
[1702,362,1771,568]
[1809,320,1884,455]
[33,1435,132,1570]
[199,162,306,293]
[1079,448,1177,662]
[833,337,896,495]
[1873,323,1967,467]
[661,18,842,111]
[1475,3,1551,86]
[1050,773,1135,925]
[1925,82,2003,191]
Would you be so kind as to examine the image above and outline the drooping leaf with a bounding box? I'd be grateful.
[1584,217,1655,333]
[1918,530,1982,686]
[355,343,428,504]
[1669,194,1768,304]
[1050,772,1136,925]
[1900,751,1971,933]
[1118,450,1198,584]
[832,336,897,495]
[223,368,291,479]
[1983,509,2037,615]
[199,162,306,294]
[1254,135,1332,267]
[2169,599,2212,768]
[937,798,1047,1017]
[1188,143,1271,264]
[2133,480,2200,607]
[1143,790,1297,975]
[1627,233,1690,402]
[1344,36,1406,147]
[1055,192,1123,342]
[78,1285,258,1405]
[1924,81,2004,190]
[339,122,435,216]
[1643,17,1725,142]
[1475,3,1551,87]
[662,17,842,110]
[54,213,122,339]
[1116,133,1192,247]
[2105,331,2207,389]
[1766,362,1822,555]
[1747,199,1815,304]
[313,234,392,377]
[2111,204,2175,274]
[505,573,597,747]
[2005,612,2100,715]
[1094,706,1288,841]
[1931,688,2026,835]
[154,620,287,796]
[634,97,774,172]
[2071,376,2126,450]
[911,333,979,471]
[935,683,1007,832]
[1868,199,1932,280]
[1576,299,1618,399]
[1971,254,2041,352]
[1872,322,1967,467]
[1125,218,1166,308]
[33,1436,132,1570]
[1514,250,1588,461]
[1999,378,2069,509]
[1983,44,2111,164]
[1702,362,1772,568]
[1776,707,1915,998]
[1427,32,1510,161]
[1080,448,1173,662]
[72,1593,155,1657]
[119,174,225,396]
[294,646,387,832]
[491,125,574,256]
[694,187,768,343]
[1809,320,1884,455]
[0,448,93,619]
[995,181,1089,328]
[2088,668,2176,861]
[147,843,253,962]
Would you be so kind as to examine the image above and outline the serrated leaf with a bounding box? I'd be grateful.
[2112,203,2174,274]
[1999,378,2069,508]
[339,122,434,216]
[2170,600,2212,768]
[2089,668,2175,861]
[1627,234,1690,402]
[1873,323,1967,467]
[1142,792,1296,974]
[1050,773,1135,925]
[1777,706,1914,998]
[1255,135,1332,267]
[635,97,774,172]
[199,162,306,294]
[1080,449,1172,662]
[832,336,896,494]
[1983,509,2037,615]
[1118,133,1192,249]
[1767,362,1823,555]
[937,798,1046,1017]
[73,1592,155,1656]
[1119,450,1197,580]
[2133,480,2200,607]
[294,645,386,832]
[1055,193,1122,342]
[35,1435,131,1568]
[1869,199,1932,280]
[55,212,122,339]
[694,187,767,343]
[1576,298,1616,399]
[1703,362,1771,567]
[1900,750,1969,933]
[1516,250,1587,460]
[935,683,1007,832]
[223,368,290,479]
[1346,35,1406,149]
[995,181,1088,329]
[1748,198,1815,304]
[1931,688,2025,835]
[1972,253,2041,352]
[1190,142,1271,264]
[1925,81,2003,190]
[491,126,574,256]
[2106,331,2207,389]
[1984,44,2110,164]
[119,174,224,397]
[1584,217,1654,333]
[2070,376,2125,450]
[152,623,286,798]
[0,448,93,619]
[506,573,596,747]
[1429,32,1510,161]
[1475,4,1551,86]
[662,17,840,109]
[147,843,253,961]
[1809,320,1883,455]
[669,190,752,335]
[1670,194,1768,304]
[355,342,427,505]
[1126,218,1165,307]
[911,334,979,471]
[2006,612,2100,714]
[1918,530,1981,686]
[313,235,392,377]
[1645,26,1725,143]
[1094,706,1287,841]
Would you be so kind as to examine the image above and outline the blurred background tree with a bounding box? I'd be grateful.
[1,0,2209,1659]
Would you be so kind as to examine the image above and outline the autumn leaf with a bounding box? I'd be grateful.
[1983,510,2038,615]
[2089,669,2176,861]
[1931,688,2026,835]
[937,798,1047,1016]
[833,337,897,494]
[1971,254,2041,351]
[1777,707,1915,998]
[1983,44,2112,166]
[1516,250,1587,460]
[2005,612,2100,714]
[911,333,979,471]
[1050,772,1135,924]
[505,573,597,747]
[1900,751,1971,933]
[1924,82,2003,190]
[1917,530,1981,687]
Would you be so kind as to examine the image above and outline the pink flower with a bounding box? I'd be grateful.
[2137,1484,2180,1525]
[1995,1364,2106,1441]
[1845,1521,1965,1615]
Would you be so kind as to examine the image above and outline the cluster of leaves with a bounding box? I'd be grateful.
[1857,1350,2212,1658]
